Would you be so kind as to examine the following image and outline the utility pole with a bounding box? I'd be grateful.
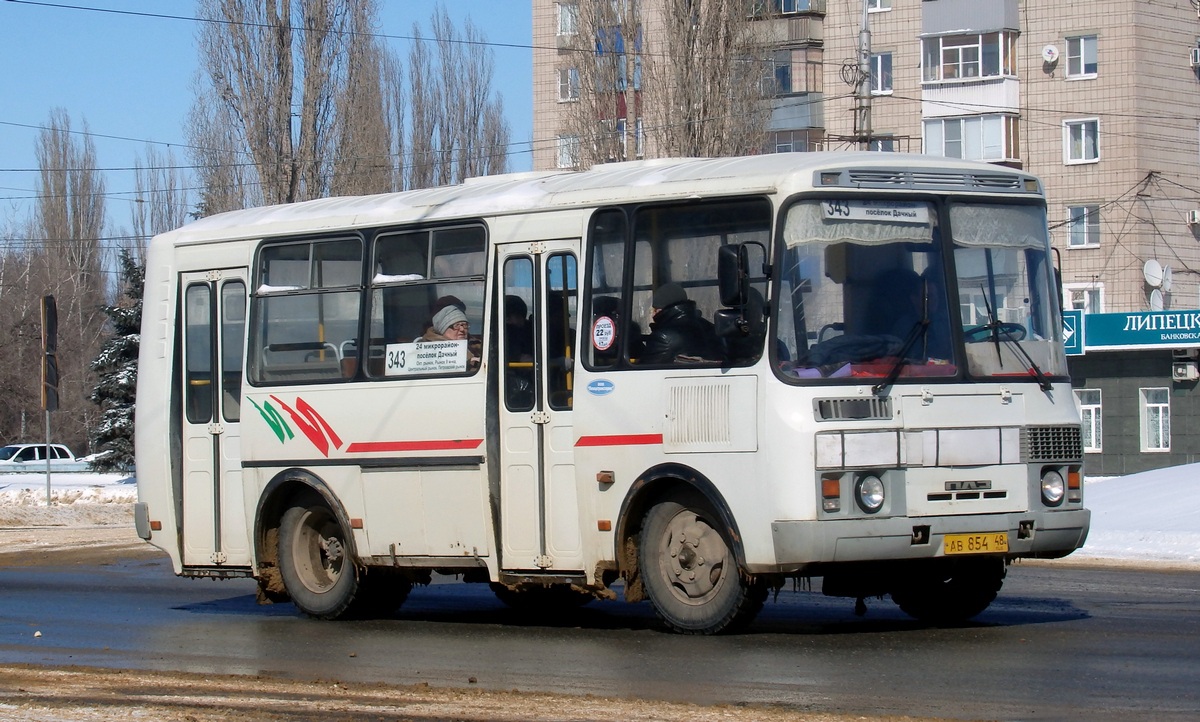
[853,0,873,149]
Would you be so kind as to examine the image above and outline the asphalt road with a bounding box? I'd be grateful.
[1,556,1197,721]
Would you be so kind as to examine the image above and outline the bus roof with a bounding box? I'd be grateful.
[157,152,1041,246]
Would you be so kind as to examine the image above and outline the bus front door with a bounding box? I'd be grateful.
[497,243,584,573]
[179,269,250,569]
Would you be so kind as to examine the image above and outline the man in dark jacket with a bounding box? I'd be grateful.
[639,282,723,364]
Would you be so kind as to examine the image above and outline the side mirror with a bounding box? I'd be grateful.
[718,244,749,307]
[714,309,745,339]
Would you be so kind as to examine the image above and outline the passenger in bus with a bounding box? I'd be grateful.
[422,297,480,369]
[504,295,534,363]
[640,282,723,364]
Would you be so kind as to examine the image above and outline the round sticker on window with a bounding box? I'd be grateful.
[592,315,616,351]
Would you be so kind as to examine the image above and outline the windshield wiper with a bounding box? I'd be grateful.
[871,319,928,395]
[873,285,932,396]
[979,286,1052,392]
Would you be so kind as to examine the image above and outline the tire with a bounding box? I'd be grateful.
[890,557,1007,624]
[490,583,593,614]
[639,497,765,634]
[278,499,361,620]
[355,572,414,617]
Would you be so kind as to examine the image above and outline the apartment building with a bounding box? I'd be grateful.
[531,0,1200,473]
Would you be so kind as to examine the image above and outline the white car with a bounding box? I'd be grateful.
[0,443,88,472]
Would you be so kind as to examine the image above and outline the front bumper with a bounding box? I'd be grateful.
[766,509,1090,573]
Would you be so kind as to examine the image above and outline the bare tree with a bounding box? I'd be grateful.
[1,109,110,453]
[190,2,511,209]
[131,145,191,257]
[406,7,510,189]
[561,0,770,168]
[330,0,397,196]
[190,0,352,209]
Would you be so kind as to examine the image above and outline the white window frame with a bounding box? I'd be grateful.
[868,0,892,11]
[923,115,1018,162]
[555,134,580,169]
[1063,282,1104,315]
[1066,35,1097,79]
[1140,387,1171,452]
[776,0,812,13]
[1063,118,1099,164]
[870,137,896,152]
[1074,388,1102,453]
[922,32,1013,83]
[1066,204,1100,248]
[870,52,893,94]
[556,2,579,37]
[557,67,580,102]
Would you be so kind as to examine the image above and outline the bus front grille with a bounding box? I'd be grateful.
[1021,425,1083,462]
[814,397,892,421]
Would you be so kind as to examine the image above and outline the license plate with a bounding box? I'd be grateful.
[943,532,1009,555]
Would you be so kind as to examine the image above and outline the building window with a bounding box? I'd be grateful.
[774,0,812,13]
[556,135,580,169]
[771,128,823,153]
[870,52,893,94]
[870,137,896,152]
[767,47,822,96]
[1064,283,1104,314]
[1067,205,1100,247]
[1075,389,1102,453]
[1140,387,1170,452]
[1063,119,1099,164]
[868,0,891,10]
[557,67,580,102]
[922,32,1016,82]
[923,115,1019,162]
[1066,35,1097,78]
[557,2,578,36]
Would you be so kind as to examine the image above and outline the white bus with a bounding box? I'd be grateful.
[135,153,1089,634]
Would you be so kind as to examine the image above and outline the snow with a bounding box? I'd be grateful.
[1,465,1196,567]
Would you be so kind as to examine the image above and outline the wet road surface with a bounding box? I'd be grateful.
[1,556,1198,720]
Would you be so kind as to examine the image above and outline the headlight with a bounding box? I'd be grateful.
[1041,469,1065,507]
[855,474,885,514]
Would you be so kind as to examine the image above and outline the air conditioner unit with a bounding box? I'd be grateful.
[1173,348,1199,360]
[1191,47,1200,67]
[1187,209,1200,226]
[1172,361,1199,382]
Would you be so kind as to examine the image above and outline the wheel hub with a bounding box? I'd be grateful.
[664,514,725,599]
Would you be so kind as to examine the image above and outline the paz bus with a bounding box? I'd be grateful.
[134,152,1089,634]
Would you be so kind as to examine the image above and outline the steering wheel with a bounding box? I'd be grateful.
[963,322,1027,343]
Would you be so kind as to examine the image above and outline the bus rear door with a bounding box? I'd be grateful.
[179,269,250,568]
[497,242,584,573]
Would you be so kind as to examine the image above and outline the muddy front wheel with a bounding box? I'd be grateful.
[639,497,765,634]
[278,499,360,620]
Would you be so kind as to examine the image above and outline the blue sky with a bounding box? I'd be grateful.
[0,0,534,231]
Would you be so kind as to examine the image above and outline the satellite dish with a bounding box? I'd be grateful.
[1150,289,1164,311]
[1042,45,1060,63]
[1163,265,1174,293]
[1143,259,1163,288]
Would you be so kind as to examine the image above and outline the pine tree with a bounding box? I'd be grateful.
[89,249,143,472]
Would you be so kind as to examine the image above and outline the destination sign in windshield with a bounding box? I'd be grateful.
[822,200,931,224]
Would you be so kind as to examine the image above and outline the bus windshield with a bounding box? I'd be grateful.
[775,198,1067,384]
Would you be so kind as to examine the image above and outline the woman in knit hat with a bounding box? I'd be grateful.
[421,296,479,368]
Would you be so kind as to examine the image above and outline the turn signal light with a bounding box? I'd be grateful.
[822,475,841,512]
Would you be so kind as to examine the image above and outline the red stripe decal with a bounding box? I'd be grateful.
[346,439,483,453]
[575,433,663,448]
